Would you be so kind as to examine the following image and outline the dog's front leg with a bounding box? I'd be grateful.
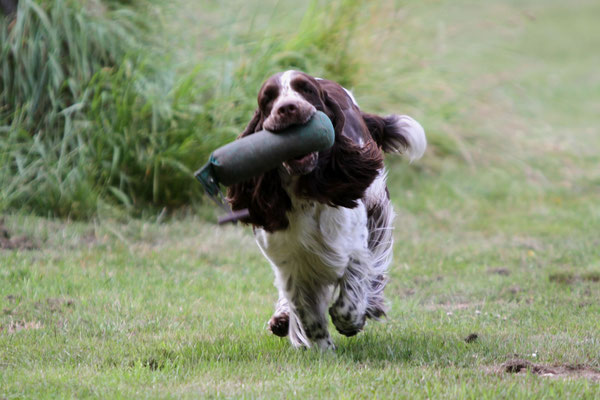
[329,257,370,337]
[287,282,334,350]
[268,291,290,337]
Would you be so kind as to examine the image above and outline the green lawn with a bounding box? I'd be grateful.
[1,0,599,398]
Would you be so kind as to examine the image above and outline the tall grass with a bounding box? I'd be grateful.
[0,1,152,217]
[0,0,365,218]
[0,0,161,217]
[0,0,147,131]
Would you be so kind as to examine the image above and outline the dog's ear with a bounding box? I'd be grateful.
[239,109,264,138]
[297,84,382,208]
[297,136,383,209]
[319,87,346,138]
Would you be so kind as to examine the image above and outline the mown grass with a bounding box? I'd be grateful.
[1,214,599,398]
[1,0,600,398]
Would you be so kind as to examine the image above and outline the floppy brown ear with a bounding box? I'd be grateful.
[239,109,264,138]
[226,109,291,232]
[296,86,383,208]
[297,136,383,209]
[321,89,346,138]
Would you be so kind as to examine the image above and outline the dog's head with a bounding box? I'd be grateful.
[260,71,320,132]
[227,70,383,232]
[242,70,352,176]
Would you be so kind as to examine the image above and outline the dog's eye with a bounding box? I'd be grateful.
[261,95,272,107]
[300,84,315,95]
[264,87,277,99]
[261,86,278,108]
[260,95,274,109]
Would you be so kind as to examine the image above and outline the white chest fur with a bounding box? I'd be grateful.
[254,197,369,284]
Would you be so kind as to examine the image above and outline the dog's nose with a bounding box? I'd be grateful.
[276,102,298,117]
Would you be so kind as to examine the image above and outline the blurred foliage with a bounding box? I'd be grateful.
[0,0,363,218]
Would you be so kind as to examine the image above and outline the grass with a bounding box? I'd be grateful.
[1,0,600,398]
[0,0,169,217]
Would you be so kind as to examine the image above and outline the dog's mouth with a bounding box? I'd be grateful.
[263,106,316,132]
[282,152,318,176]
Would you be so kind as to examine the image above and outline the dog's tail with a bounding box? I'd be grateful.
[362,113,426,162]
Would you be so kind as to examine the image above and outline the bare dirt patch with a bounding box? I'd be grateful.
[0,219,36,250]
[582,272,600,282]
[549,271,600,284]
[499,359,600,381]
[464,333,479,343]
[488,267,511,276]
[0,320,43,334]
[4,296,75,318]
[38,297,75,313]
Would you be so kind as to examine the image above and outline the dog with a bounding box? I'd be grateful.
[227,70,426,350]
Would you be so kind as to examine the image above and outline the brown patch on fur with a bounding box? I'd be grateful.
[297,135,383,208]
[227,170,292,233]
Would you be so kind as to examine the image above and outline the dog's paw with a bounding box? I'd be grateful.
[329,302,366,337]
[314,337,336,351]
[268,312,289,337]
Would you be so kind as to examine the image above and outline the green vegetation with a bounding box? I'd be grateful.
[0,0,159,216]
[1,0,599,398]
[0,0,365,217]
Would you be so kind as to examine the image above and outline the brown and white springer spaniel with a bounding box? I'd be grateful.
[228,70,426,350]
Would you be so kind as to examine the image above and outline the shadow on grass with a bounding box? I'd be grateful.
[334,330,481,366]
[130,329,484,371]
